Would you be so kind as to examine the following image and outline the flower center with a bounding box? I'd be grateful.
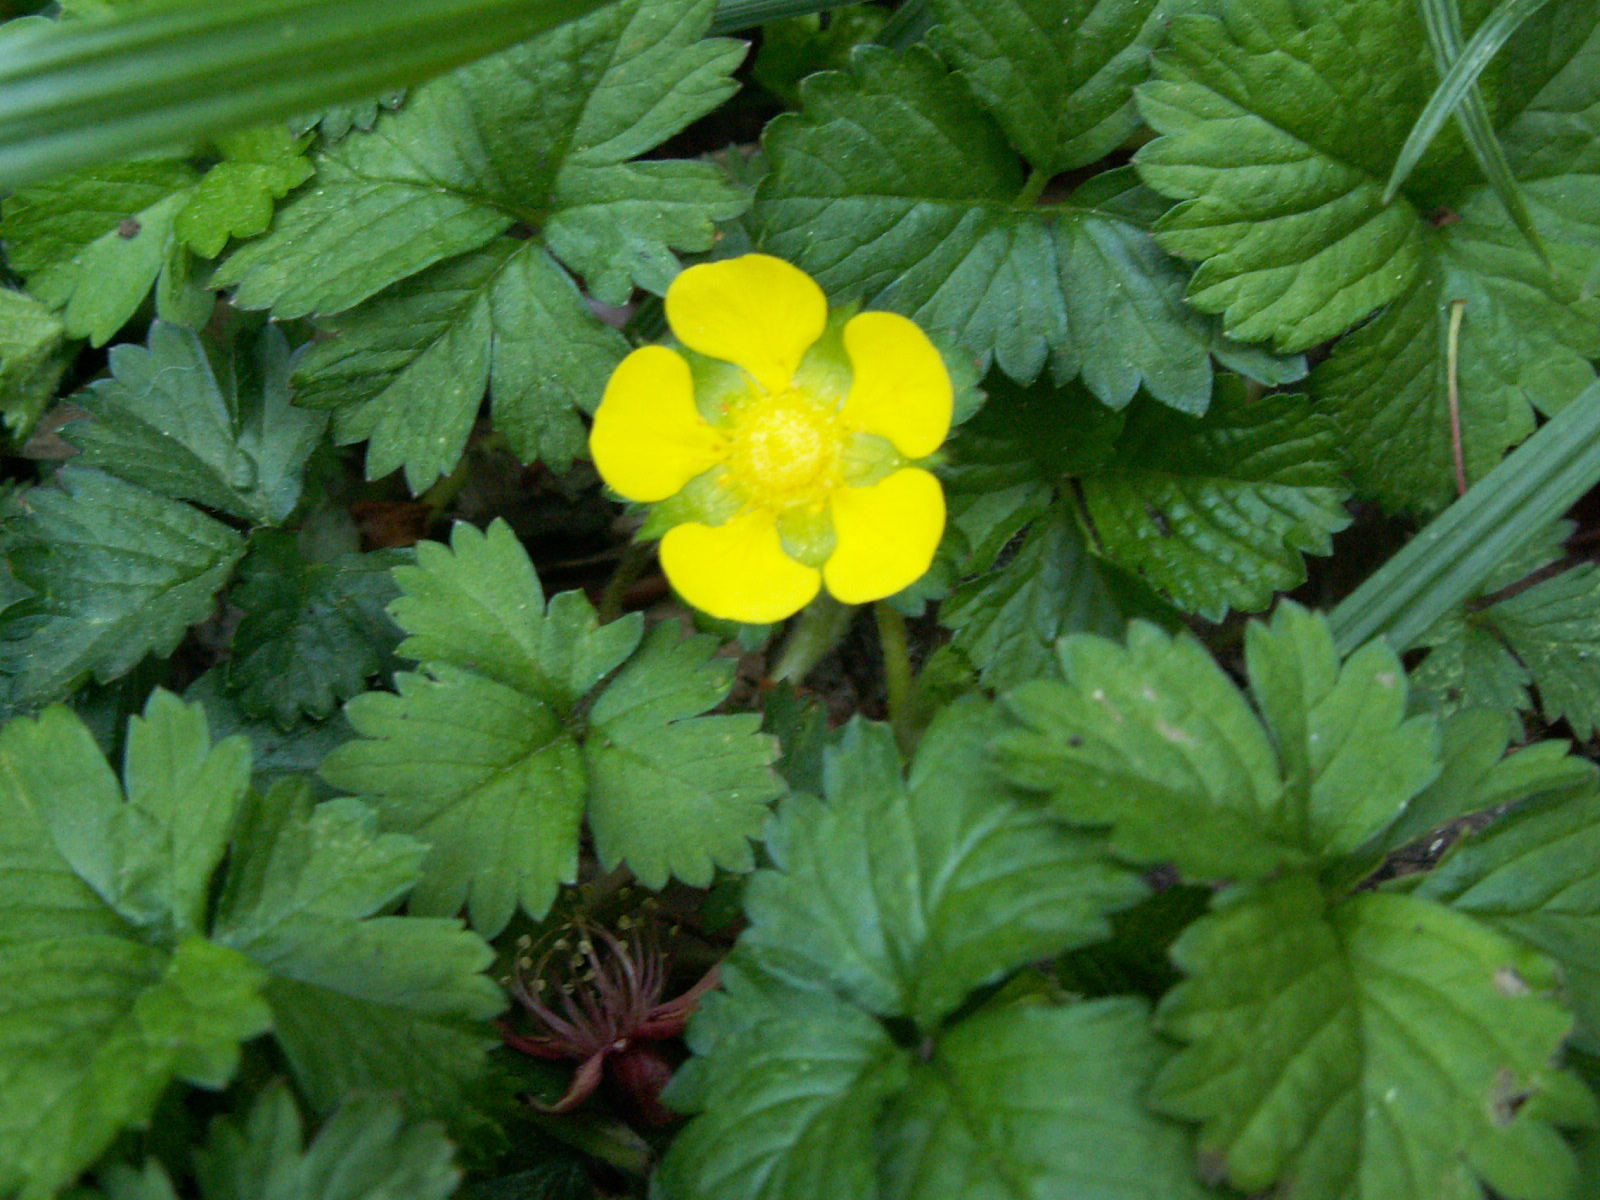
[725,390,843,505]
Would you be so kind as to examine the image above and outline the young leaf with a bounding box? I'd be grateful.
[583,623,784,888]
[1077,383,1351,620]
[0,287,71,439]
[67,322,327,526]
[755,44,1298,413]
[1153,872,1590,1200]
[0,468,245,712]
[0,700,270,1200]
[174,126,314,260]
[215,0,745,488]
[212,779,505,1124]
[194,1083,460,1200]
[740,701,1145,1029]
[996,607,1438,881]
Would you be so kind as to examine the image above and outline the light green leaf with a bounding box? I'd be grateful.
[755,45,1297,411]
[0,287,71,440]
[997,608,1440,881]
[67,322,327,526]
[0,702,271,1200]
[1153,872,1588,1200]
[175,125,315,259]
[1078,383,1350,620]
[225,532,404,726]
[3,160,196,346]
[880,998,1207,1200]
[925,0,1165,175]
[213,780,504,1124]
[740,701,1144,1028]
[0,468,245,710]
[195,1083,460,1200]
[583,623,784,889]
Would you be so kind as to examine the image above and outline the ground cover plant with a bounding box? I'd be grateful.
[3,0,1600,1196]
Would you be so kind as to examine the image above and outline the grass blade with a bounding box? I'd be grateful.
[1328,380,1600,655]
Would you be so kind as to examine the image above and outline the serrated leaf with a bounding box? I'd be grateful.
[1152,872,1588,1200]
[997,607,1439,881]
[0,287,71,440]
[213,0,745,487]
[195,1083,460,1200]
[213,779,504,1124]
[186,670,357,790]
[175,126,314,259]
[1078,383,1350,619]
[925,0,1165,175]
[0,701,271,1200]
[755,44,1298,412]
[293,241,626,487]
[0,468,245,710]
[67,322,327,526]
[583,623,784,889]
[741,700,1145,1029]
[225,532,404,726]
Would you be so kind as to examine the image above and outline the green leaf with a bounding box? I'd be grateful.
[1078,383,1350,620]
[175,126,314,259]
[0,0,614,188]
[755,44,1299,412]
[3,159,199,345]
[213,779,504,1124]
[1417,785,1600,1053]
[925,0,1166,175]
[1152,872,1589,1200]
[194,1083,460,1200]
[214,0,745,488]
[996,607,1439,881]
[225,532,404,726]
[0,287,71,440]
[292,241,627,485]
[741,701,1145,1029]
[879,998,1207,1200]
[186,669,357,790]
[67,322,327,526]
[0,701,271,1200]
[0,468,246,710]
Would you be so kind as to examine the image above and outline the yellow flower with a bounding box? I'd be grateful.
[589,254,952,624]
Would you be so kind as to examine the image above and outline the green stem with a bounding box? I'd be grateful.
[1013,168,1050,208]
[597,540,655,625]
[772,594,854,683]
[874,602,914,750]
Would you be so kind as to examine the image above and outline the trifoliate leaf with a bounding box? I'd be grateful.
[195,1083,460,1200]
[741,701,1145,1029]
[997,607,1439,881]
[0,287,71,439]
[583,623,784,888]
[879,998,1208,1200]
[1135,0,1600,507]
[213,0,745,488]
[0,468,245,711]
[0,700,271,1200]
[1152,872,1589,1200]
[322,519,780,933]
[925,0,1166,175]
[225,532,404,726]
[174,126,315,260]
[293,240,627,486]
[3,159,200,345]
[213,780,504,1124]
[1078,382,1350,619]
[67,322,327,526]
[756,44,1301,412]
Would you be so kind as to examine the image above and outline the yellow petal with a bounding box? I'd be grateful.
[840,311,952,459]
[823,468,945,604]
[590,345,726,502]
[665,255,827,397]
[660,509,821,624]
